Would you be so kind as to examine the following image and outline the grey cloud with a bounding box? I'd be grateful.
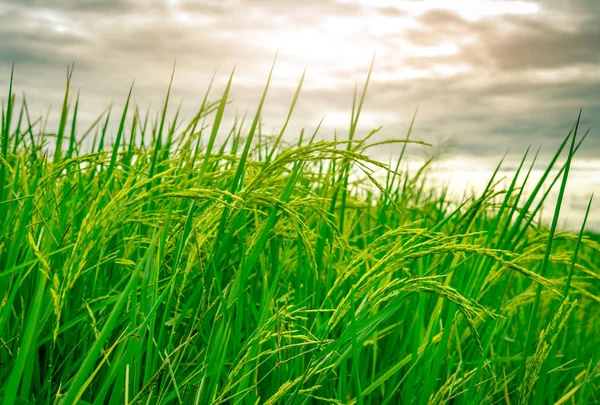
[404,9,600,72]
[483,15,600,71]
[99,25,270,67]
[404,9,472,47]
[2,0,139,15]
[0,0,275,79]
[0,24,91,70]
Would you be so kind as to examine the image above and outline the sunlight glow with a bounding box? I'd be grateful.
[252,28,375,65]
[323,111,397,128]
[29,10,73,34]
[431,63,472,77]
[236,0,545,95]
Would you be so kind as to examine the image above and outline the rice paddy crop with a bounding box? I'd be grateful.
[1,65,599,404]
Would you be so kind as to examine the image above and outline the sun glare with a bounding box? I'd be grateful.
[249,0,540,84]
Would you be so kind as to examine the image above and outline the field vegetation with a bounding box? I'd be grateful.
[1,65,599,404]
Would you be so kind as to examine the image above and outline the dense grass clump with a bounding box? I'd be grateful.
[1,65,599,405]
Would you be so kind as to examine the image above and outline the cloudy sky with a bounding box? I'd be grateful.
[1,0,599,228]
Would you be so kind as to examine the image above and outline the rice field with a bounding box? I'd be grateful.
[1,66,599,404]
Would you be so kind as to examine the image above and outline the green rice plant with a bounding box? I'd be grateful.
[0,66,598,405]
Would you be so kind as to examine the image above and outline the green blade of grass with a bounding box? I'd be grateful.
[518,110,581,390]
